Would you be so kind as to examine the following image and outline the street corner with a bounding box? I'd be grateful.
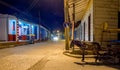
[63,50,82,58]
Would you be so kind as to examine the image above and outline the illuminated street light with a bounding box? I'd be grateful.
[57,30,59,33]
[53,36,59,41]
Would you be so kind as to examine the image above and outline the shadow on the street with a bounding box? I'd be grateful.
[74,62,120,70]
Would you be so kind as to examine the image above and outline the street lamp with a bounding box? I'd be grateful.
[57,30,59,33]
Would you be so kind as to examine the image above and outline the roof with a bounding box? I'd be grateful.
[68,0,90,23]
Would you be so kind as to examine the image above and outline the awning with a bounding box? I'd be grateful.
[68,0,90,23]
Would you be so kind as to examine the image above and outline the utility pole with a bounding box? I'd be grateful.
[38,10,41,41]
[64,0,70,50]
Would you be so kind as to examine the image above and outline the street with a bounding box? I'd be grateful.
[0,40,119,70]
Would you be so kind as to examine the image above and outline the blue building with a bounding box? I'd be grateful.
[0,14,50,41]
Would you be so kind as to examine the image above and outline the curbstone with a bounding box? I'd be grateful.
[63,51,96,58]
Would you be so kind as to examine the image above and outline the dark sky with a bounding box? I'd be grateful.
[0,0,64,31]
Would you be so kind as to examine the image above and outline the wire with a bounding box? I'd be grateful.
[0,0,27,16]
[25,0,39,12]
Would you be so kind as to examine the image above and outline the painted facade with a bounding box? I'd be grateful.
[0,14,50,41]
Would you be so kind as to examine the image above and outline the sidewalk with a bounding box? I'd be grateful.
[0,40,49,49]
[0,41,30,49]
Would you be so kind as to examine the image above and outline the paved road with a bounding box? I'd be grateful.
[0,40,119,70]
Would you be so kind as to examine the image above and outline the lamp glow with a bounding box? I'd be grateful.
[53,36,59,41]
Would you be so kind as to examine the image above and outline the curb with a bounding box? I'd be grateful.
[63,51,96,58]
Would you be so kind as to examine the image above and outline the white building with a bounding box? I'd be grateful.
[0,14,50,41]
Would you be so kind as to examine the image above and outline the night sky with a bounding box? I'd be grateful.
[0,0,64,31]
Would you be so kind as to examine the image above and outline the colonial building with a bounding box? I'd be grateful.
[67,0,120,46]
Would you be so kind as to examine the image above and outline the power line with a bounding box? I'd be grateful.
[0,0,28,16]
[25,0,39,12]
[0,0,41,24]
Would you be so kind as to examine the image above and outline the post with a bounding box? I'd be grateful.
[72,0,75,51]
[64,0,70,50]
[71,21,75,51]
[72,1,75,40]
[71,21,74,40]
[39,11,41,41]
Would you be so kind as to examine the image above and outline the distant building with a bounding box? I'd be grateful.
[0,14,50,41]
